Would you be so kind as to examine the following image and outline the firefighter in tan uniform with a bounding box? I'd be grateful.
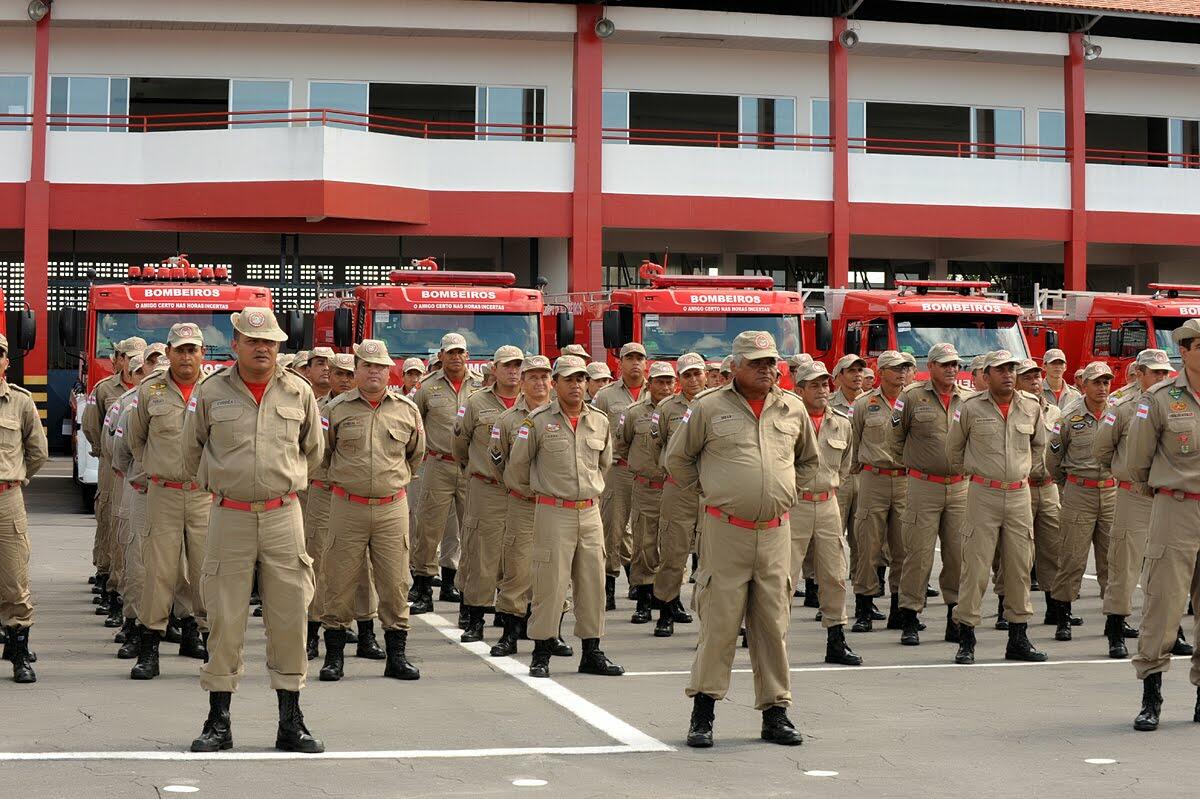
[586,362,613,401]
[1042,348,1082,410]
[317,340,423,683]
[453,345,525,644]
[826,354,865,610]
[0,334,48,684]
[82,336,147,614]
[1094,349,1186,659]
[668,331,818,749]
[410,332,481,614]
[614,361,677,625]
[592,342,648,609]
[947,349,1048,665]
[99,365,138,628]
[1128,319,1200,731]
[111,379,151,659]
[650,353,706,638]
[1047,361,1115,641]
[182,307,324,754]
[790,360,861,666]
[505,355,624,680]
[849,350,908,632]
[890,343,970,645]
[126,323,210,679]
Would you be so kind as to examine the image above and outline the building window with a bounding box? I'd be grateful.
[972,107,1023,160]
[1038,110,1064,162]
[1087,113,1169,167]
[50,76,128,132]
[369,83,475,138]
[127,77,229,132]
[865,102,970,156]
[477,86,545,141]
[810,98,865,151]
[309,81,368,129]
[740,97,795,150]
[602,90,629,141]
[230,79,291,129]
[628,91,738,146]
[1169,118,1199,168]
[0,76,30,131]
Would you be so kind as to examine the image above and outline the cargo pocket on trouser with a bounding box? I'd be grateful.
[693,571,713,624]
[530,546,554,603]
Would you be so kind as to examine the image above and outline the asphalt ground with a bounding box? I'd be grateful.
[3,459,1199,798]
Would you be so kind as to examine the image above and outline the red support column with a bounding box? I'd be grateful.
[828,18,850,289]
[569,4,604,293]
[1064,31,1087,291]
[22,13,51,396]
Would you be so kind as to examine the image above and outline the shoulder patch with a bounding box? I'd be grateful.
[952,408,961,422]
[1136,403,1150,420]
[1102,411,1117,426]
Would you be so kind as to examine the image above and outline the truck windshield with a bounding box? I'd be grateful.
[640,314,802,360]
[372,311,539,359]
[94,311,236,360]
[1153,318,1185,367]
[893,314,1028,361]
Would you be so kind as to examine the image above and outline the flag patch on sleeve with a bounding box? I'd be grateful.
[517,425,530,440]
[321,416,329,430]
[1136,403,1150,420]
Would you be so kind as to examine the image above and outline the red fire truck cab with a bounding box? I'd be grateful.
[312,261,573,384]
[820,280,1030,385]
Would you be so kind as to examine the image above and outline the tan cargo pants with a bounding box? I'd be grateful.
[600,463,634,576]
[320,493,410,632]
[496,492,536,617]
[306,484,376,624]
[528,501,606,641]
[462,476,510,608]
[852,470,906,596]
[1104,485,1151,618]
[0,487,32,628]
[122,481,149,620]
[141,481,210,633]
[953,482,1035,629]
[411,457,464,577]
[899,475,965,611]
[1133,492,1200,682]
[1030,481,1063,590]
[108,477,129,593]
[789,497,848,628]
[653,480,700,604]
[1051,481,1114,604]
[93,458,115,572]
[629,478,663,587]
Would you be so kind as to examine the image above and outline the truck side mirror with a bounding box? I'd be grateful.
[556,311,575,349]
[333,308,353,348]
[844,326,861,356]
[602,309,622,350]
[16,310,35,352]
[814,310,832,353]
[59,307,81,348]
[1045,329,1058,350]
[282,310,305,351]
[1108,327,1122,358]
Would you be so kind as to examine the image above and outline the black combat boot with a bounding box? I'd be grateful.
[1005,623,1048,662]
[1105,615,1128,659]
[96,587,113,616]
[93,573,108,605]
[803,578,820,609]
[318,628,346,682]
[1194,686,1200,724]
[518,608,531,640]
[104,595,124,628]
[624,564,635,600]
[114,616,133,645]
[761,706,803,746]
[1134,673,1162,731]
[955,624,976,665]
[383,629,420,680]
[994,595,1009,631]
[631,585,652,624]
[870,602,886,621]
[461,606,486,643]
[130,626,160,680]
[578,638,624,676]
[900,608,921,646]
[1173,627,1194,656]
[1122,619,1140,639]
[686,694,715,748]
[306,621,320,661]
[117,620,141,659]
[825,624,863,666]
[1055,600,1073,641]
[670,598,693,624]
[874,565,886,598]
[409,575,434,615]
[275,690,324,753]
[927,584,940,598]
[1043,592,1056,625]
[343,623,357,644]
[886,594,904,630]
[179,617,208,660]
[851,594,872,633]
[438,567,461,603]
[945,604,960,643]
[356,620,385,659]
[6,626,35,684]
[457,602,469,630]
[492,609,503,628]
[164,614,183,644]
[689,553,699,584]
[490,614,520,657]
[529,638,553,678]
[201,632,209,664]
[190,691,233,752]
[654,602,674,638]
[550,613,574,657]
[604,575,616,611]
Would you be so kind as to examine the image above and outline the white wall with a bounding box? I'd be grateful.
[0,27,34,74]
[850,153,1070,209]
[1086,68,1200,119]
[0,133,31,182]
[603,144,832,200]
[1087,164,1200,215]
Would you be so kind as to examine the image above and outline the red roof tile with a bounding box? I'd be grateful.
[987,0,1200,19]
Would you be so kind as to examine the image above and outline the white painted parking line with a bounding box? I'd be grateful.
[621,655,1191,678]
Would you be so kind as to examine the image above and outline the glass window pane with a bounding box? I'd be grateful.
[849,101,866,143]
[49,76,67,131]
[1169,118,1199,169]
[68,77,109,130]
[775,98,796,150]
[108,77,128,131]
[231,79,290,129]
[811,99,829,151]
[1038,110,1064,162]
[309,81,367,130]
[740,96,758,149]
[602,90,628,141]
[484,86,540,141]
[0,76,28,131]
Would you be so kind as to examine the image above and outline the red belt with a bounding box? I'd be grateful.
[151,476,200,491]
[425,450,456,463]
[665,476,679,486]
[861,464,905,477]
[129,482,147,493]
[310,479,330,490]
[1029,477,1056,488]
[1157,488,1200,502]
[536,496,595,510]
[970,476,1028,491]
[471,473,501,486]
[217,492,298,512]
[113,469,125,479]
[0,481,21,494]
[1118,481,1135,492]
[705,505,789,530]
[634,474,666,490]
[615,458,630,468]
[508,490,534,503]
[799,491,833,503]
[908,469,964,485]
[332,485,407,506]
[1067,475,1116,489]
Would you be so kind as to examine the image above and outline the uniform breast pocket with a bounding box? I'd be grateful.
[712,416,744,438]
[913,409,940,429]
[1013,422,1035,452]
[0,416,19,452]
[148,401,180,433]
[209,403,246,448]
[386,423,413,457]
[1167,419,1196,456]
[275,405,305,444]
[337,423,365,452]
[543,435,569,453]
[582,437,606,468]
[862,413,886,440]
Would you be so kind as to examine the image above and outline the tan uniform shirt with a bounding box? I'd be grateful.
[112,401,140,481]
[829,388,858,415]
[0,382,46,482]
[850,388,905,471]
[505,400,611,502]
[413,371,482,459]
[323,389,424,497]
[1127,373,1200,493]
[799,408,851,495]
[1030,399,1062,483]
[665,383,819,522]
[1043,382,1082,411]
[492,396,532,492]
[1094,391,1143,486]
[453,386,517,483]
[615,396,667,482]
[888,381,970,477]
[127,370,201,482]
[948,390,1045,483]
[102,387,138,470]
[1047,397,1111,482]
[653,393,692,472]
[591,381,643,450]
[309,394,337,484]
[83,374,129,455]
[183,365,323,502]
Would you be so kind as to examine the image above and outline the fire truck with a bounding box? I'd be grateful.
[60,258,293,510]
[551,261,828,381]
[819,279,1030,384]
[312,258,574,382]
[1026,284,1199,387]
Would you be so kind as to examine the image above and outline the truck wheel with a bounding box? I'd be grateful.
[81,484,96,514]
